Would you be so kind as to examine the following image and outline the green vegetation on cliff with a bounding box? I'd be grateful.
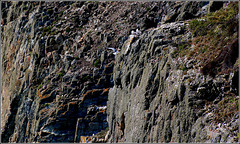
[186,2,238,77]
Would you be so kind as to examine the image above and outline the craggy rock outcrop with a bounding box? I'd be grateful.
[1,1,238,143]
[107,2,239,143]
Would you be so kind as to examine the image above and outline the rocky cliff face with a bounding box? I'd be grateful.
[107,2,239,143]
[1,1,239,143]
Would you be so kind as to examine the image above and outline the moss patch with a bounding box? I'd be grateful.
[93,59,101,68]
[184,2,239,77]
[38,83,43,89]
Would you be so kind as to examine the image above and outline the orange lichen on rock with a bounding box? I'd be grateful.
[99,110,106,113]
[80,136,92,143]
[69,102,77,105]
[38,89,42,98]
[83,89,96,97]
[61,111,68,116]
[104,88,109,92]
[41,95,48,99]
[92,89,98,93]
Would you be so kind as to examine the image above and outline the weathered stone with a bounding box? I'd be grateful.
[107,18,238,143]
[1,1,238,144]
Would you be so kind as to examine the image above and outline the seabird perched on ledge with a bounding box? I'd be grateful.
[131,29,142,36]
[107,47,119,55]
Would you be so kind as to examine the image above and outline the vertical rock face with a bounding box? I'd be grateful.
[107,2,239,143]
[1,2,109,143]
[1,1,238,143]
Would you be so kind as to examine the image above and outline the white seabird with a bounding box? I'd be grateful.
[136,29,142,35]
[107,47,119,55]
[131,29,141,36]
